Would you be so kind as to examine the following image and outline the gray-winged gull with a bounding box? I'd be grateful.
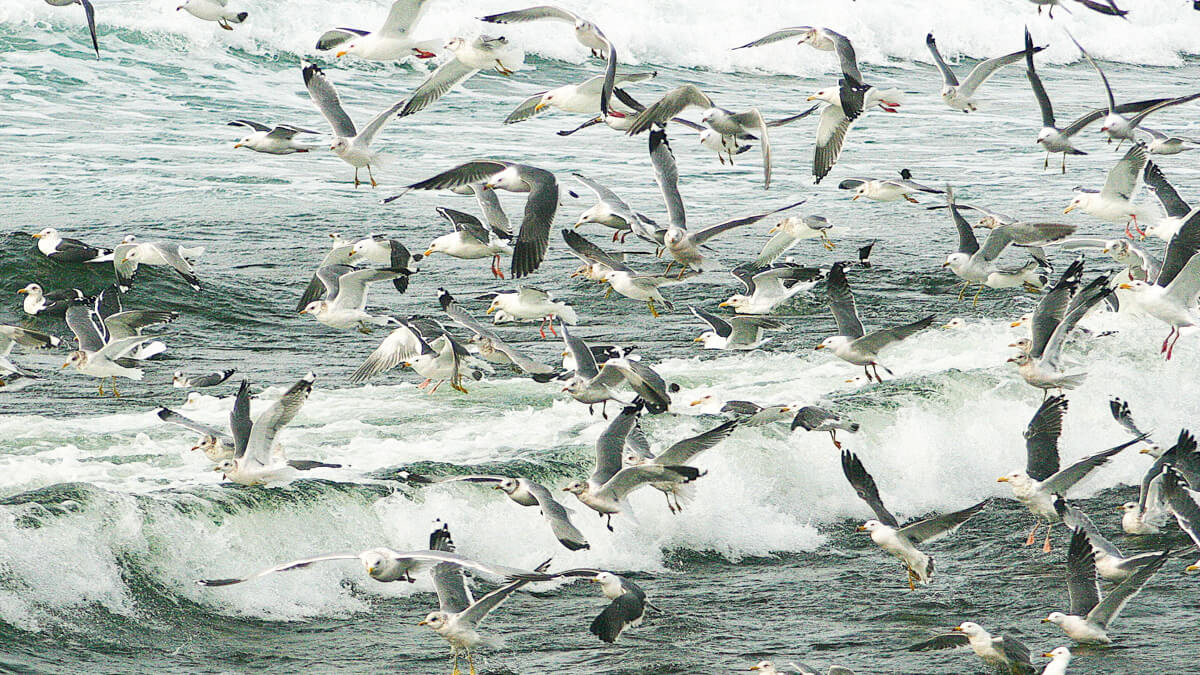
[228,120,319,155]
[18,283,84,316]
[315,0,441,61]
[398,36,525,117]
[424,207,514,278]
[689,306,781,350]
[560,325,670,415]
[721,262,824,314]
[623,418,738,512]
[926,32,1043,113]
[176,0,246,30]
[174,369,236,389]
[908,622,1035,674]
[303,63,403,188]
[1116,209,1200,358]
[791,406,858,449]
[113,235,204,292]
[434,474,587,550]
[32,228,112,264]
[299,265,404,332]
[513,568,653,643]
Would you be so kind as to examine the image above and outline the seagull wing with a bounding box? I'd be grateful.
[1162,468,1200,550]
[907,633,971,651]
[1065,527,1101,616]
[826,262,865,339]
[148,243,201,290]
[959,45,1035,97]
[840,450,900,528]
[1125,93,1200,132]
[197,552,363,586]
[1100,143,1146,201]
[511,165,558,279]
[592,406,638,485]
[1087,547,1168,628]
[1164,250,1200,309]
[975,224,1016,263]
[438,290,553,375]
[93,335,154,362]
[1108,397,1149,439]
[473,185,511,235]
[691,200,805,246]
[604,359,671,414]
[1028,259,1083,359]
[1156,210,1200,288]
[1142,162,1192,219]
[626,84,713,135]
[560,323,598,378]
[524,480,590,551]
[64,302,107,353]
[600,465,696,501]
[1068,32,1115,112]
[229,379,252,459]
[399,58,479,117]
[852,315,936,358]
[649,129,686,229]
[504,90,551,125]
[1025,29,1055,127]
[827,30,862,84]
[898,500,988,545]
[924,33,959,87]
[1024,395,1067,482]
[733,27,814,50]
[356,99,404,147]
[654,419,738,466]
[350,320,429,383]
[945,186,979,255]
[332,268,401,311]
[378,0,431,37]
[103,310,177,340]
[245,374,314,465]
[689,306,732,339]
[479,5,579,24]
[561,229,628,272]
[1041,436,1146,495]
[813,104,852,184]
[229,119,271,132]
[155,408,234,447]
[302,64,356,138]
[572,173,637,224]
[79,0,99,57]
[729,108,771,188]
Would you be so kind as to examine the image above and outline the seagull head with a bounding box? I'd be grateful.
[942,252,969,271]
[1063,194,1088,214]
[212,459,235,479]
[996,471,1030,487]
[856,519,886,534]
[623,451,647,466]
[17,283,41,297]
[63,351,86,370]
[852,184,872,201]
[562,480,587,495]
[534,91,558,112]
[1042,646,1071,661]
[493,477,519,494]
[942,318,966,330]
[418,611,448,629]
[693,331,718,347]
[1120,502,1141,513]
[1008,338,1031,352]
[360,550,388,578]
[32,227,56,240]
[748,661,776,673]
[815,335,847,351]
[444,37,466,53]
[121,246,143,264]
[1036,128,1056,145]
[1010,312,1032,328]
[329,138,349,153]
[663,228,686,246]
[1117,280,1150,293]
[487,165,522,191]
[233,136,252,149]
[719,295,748,311]
[299,300,326,316]
[806,89,837,105]
[1041,612,1067,625]
[486,296,504,314]
[1005,352,1032,367]
[954,622,985,637]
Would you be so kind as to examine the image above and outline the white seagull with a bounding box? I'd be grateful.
[228,120,319,155]
[302,63,403,188]
[315,0,441,61]
[926,32,1043,113]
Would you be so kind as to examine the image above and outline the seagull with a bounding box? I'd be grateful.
[1069,32,1198,146]
[212,376,341,485]
[839,170,943,203]
[227,120,319,155]
[1141,161,1193,241]
[842,451,988,589]
[298,265,404,333]
[1116,210,1200,358]
[155,406,234,461]
[925,32,1043,113]
[755,215,839,266]
[17,283,84,316]
[569,173,654,243]
[695,106,818,166]
[626,84,774,188]
[0,325,62,385]
[561,229,689,317]
[424,206,513,279]
[31,228,112,264]
[173,369,236,388]
[816,262,935,382]
[1029,0,1127,18]
[689,397,794,427]
[908,622,1036,675]
[1132,431,1200,536]
[562,406,700,529]
[43,0,99,57]
[1064,143,1157,233]
[1160,468,1200,573]
[398,35,525,117]
[92,294,177,361]
[1053,496,1165,582]
[791,406,859,449]
[113,236,204,292]
[622,419,738,513]
[433,475,588,550]
[1008,261,1114,394]
[804,30,902,182]
[176,0,247,30]
[394,160,558,278]
[1141,125,1200,155]
[480,6,620,115]
[1041,528,1168,644]
[560,326,671,415]
[514,568,653,643]
[733,26,844,51]
[505,72,654,125]
[303,63,402,188]
[314,0,441,61]
[419,545,548,675]
[661,193,806,276]
[689,306,781,350]
[998,396,1145,552]
[721,263,825,315]
[348,235,419,294]
[296,233,356,311]
[437,288,554,377]
[485,287,576,337]
[750,661,856,675]
[942,186,1047,304]
[349,317,478,393]
[62,294,162,396]
[1024,29,1087,173]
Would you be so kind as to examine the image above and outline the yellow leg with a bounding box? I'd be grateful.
[971,284,984,307]
[97,382,105,396]
[467,650,476,675]
[111,376,120,398]
[956,282,969,301]
[903,194,919,204]
[647,300,659,318]
[495,61,513,76]
[663,261,674,275]
[353,167,360,188]
[822,232,835,250]
[367,165,377,188]
[450,651,460,675]
[604,286,612,299]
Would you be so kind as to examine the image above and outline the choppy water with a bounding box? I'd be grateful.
[2,1,1200,673]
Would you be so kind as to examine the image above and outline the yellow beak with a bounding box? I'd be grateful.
[1040,618,1052,623]
[689,399,704,406]
[814,344,825,350]
[768,225,779,234]
[1101,248,1110,254]
[1118,283,1133,290]
[417,619,428,626]
[347,250,357,257]
[573,221,585,228]
[997,476,1009,482]
[298,309,307,314]
[16,289,27,295]
[534,101,547,112]
[693,336,704,342]
[717,301,730,308]
[120,257,129,263]
[1116,505,1127,511]
[32,233,43,239]
[855,525,867,532]
[1186,564,1200,572]
[233,143,243,148]
[1041,653,1055,658]
[423,248,434,256]
[806,95,817,101]
[851,194,860,201]
[211,466,222,472]
[336,51,347,58]
[1009,321,1022,327]
[1063,204,1076,214]
[61,362,70,369]
[750,668,761,672]
[486,306,496,314]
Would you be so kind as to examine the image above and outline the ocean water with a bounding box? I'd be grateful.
[2,0,1200,673]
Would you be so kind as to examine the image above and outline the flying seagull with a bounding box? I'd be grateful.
[925,32,1044,113]
[302,63,403,188]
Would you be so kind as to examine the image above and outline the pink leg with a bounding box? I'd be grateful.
[1167,329,1181,360]
[1042,522,1054,553]
[416,379,431,389]
[428,380,443,394]
[1025,521,1040,546]
[539,320,548,339]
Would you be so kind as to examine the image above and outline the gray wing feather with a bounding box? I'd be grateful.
[960,46,1034,97]
[813,105,851,184]
[560,323,598,378]
[1066,528,1101,616]
[65,301,107,353]
[898,500,987,545]
[1041,436,1145,495]
[649,129,686,229]
[593,407,638,485]
[155,408,234,447]
[230,380,252,459]
[654,419,738,466]
[1100,143,1147,201]
[524,480,589,551]
[626,85,713,135]
[826,262,865,339]
[1157,210,1200,288]
[357,100,404,146]
[925,33,959,87]
[399,58,478,117]
[733,27,814,50]
[1143,162,1191,218]
[853,314,935,355]
[245,375,314,465]
[1088,547,1167,628]
[946,186,979,255]
[840,450,900,528]
[693,200,804,246]
[1025,395,1067,482]
[303,64,356,138]
[479,6,578,23]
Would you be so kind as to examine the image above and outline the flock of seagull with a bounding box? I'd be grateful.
[16,0,1200,672]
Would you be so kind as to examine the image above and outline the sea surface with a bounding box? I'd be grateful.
[1,1,1199,673]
